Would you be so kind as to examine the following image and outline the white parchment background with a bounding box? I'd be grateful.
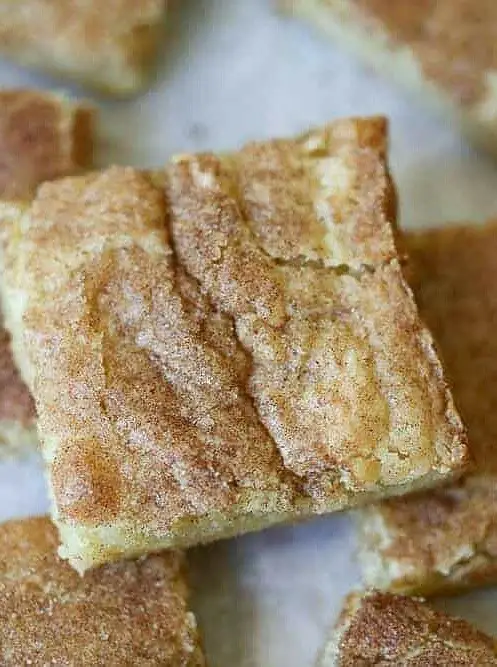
[1,2,497,665]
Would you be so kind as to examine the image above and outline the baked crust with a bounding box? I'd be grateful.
[358,221,497,595]
[281,0,497,154]
[0,516,204,666]
[1,118,469,572]
[319,590,497,666]
[0,1,165,96]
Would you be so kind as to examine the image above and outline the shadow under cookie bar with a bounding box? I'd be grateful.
[0,516,204,666]
[0,1,166,96]
[318,590,497,666]
[280,0,497,155]
[1,117,469,573]
[358,221,497,596]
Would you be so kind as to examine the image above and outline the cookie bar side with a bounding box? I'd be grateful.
[357,475,497,596]
[280,0,497,155]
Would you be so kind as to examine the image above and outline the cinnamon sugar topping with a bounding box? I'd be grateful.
[0,118,469,571]
[321,590,497,665]
[0,517,204,666]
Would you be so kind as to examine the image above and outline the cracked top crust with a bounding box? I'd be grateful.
[358,221,497,595]
[0,89,93,200]
[0,1,165,95]
[320,590,497,666]
[2,118,469,569]
[0,516,204,666]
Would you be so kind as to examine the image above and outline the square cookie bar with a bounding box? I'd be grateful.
[1,118,468,572]
[0,89,93,456]
[358,221,497,595]
[0,1,165,96]
[0,516,204,666]
[281,0,497,155]
[318,590,497,666]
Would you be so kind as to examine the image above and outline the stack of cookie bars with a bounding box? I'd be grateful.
[0,1,497,665]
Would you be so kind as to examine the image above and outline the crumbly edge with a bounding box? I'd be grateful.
[57,463,462,573]
[356,502,497,597]
[355,506,424,595]
[279,0,497,155]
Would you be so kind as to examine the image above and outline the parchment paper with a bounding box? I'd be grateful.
[1,2,497,665]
